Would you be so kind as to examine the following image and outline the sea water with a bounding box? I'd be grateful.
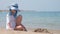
[0,11,60,30]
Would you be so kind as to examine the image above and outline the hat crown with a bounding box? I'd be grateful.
[11,3,18,8]
[9,3,19,10]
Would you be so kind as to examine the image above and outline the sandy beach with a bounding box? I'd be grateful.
[0,28,60,34]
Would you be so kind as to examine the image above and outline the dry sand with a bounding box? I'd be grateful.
[0,28,60,34]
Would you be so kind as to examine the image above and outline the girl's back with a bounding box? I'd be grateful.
[6,13,16,29]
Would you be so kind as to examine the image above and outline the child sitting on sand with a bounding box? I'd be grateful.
[6,3,19,30]
[6,3,27,31]
[14,15,27,31]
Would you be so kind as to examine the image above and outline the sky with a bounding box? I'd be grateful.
[0,0,60,11]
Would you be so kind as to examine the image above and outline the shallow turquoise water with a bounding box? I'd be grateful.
[0,11,60,30]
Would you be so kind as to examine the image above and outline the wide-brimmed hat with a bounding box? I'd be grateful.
[9,3,19,11]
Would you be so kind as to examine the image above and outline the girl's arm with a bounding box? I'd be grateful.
[6,14,13,30]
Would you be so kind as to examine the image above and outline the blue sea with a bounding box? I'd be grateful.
[0,11,60,30]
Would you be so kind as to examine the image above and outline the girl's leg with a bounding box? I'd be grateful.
[14,15,22,30]
[16,15,22,26]
[14,15,27,31]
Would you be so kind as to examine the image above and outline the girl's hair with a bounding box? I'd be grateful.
[9,3,18,18]
[9,9,17,18]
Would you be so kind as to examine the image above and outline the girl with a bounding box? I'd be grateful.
[6,3,27,31]
[6,3,19,30]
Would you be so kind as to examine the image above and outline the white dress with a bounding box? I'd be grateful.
[6,13,16,29]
